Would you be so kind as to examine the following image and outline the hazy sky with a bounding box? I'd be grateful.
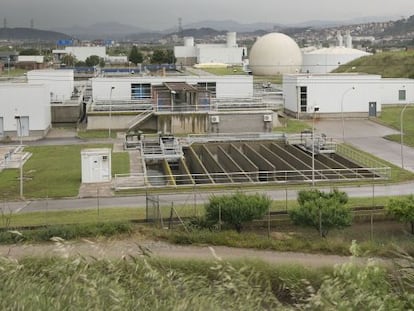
[2,0,413,30]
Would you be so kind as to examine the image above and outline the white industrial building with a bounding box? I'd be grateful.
[174,32,247,66]
[302,31,371,74]
[91,75,253,101]
[283,73,414,118]
[27,69,75,102]
[0,83,51,139]
[53,46,106,62]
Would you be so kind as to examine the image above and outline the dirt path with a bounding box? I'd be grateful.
[0,237,382,268]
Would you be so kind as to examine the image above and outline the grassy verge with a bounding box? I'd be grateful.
[76,129,118,139]
[199,66,245,75]
[273,118,310,133]
[0,195,405,229]
[0,255,330,309]
[0,144,129,199]
[379,105,414,147]
[0,222,132,244]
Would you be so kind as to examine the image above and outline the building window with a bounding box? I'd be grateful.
[131,83,151,99]
[399,89,406,101]
[197,82,216,97]
[300,86,307,112]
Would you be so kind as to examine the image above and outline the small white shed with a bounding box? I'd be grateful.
[81,148,112,183]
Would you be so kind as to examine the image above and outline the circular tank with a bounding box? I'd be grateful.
[249,33,302,75]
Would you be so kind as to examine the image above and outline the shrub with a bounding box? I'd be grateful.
[205,193,271,232]
[386,195,414,234]
[289,189,351,237]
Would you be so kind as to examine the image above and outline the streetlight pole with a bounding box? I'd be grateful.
[312,106,319,186]
[15,116,23,199]
[108,86,115,138]
[400,102,411,169]
[341,86,355,142]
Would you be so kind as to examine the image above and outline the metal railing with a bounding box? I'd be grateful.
[113,166,391,190]
[185,132,286,145]
[286,133,337,154]
[336,144,388,171]
[127,108,154,130]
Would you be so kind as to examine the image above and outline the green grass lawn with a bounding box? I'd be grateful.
[199,66,245,75]
[273,118,310,133]
[379,105,414,147]
[77,129,118,139]
[0,144,129,199]
[0,68,28,77]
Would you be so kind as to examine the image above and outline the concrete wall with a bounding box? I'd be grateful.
[0,83,51,137]
[52,105,81,123]
[158,113,208,134]
[208,111,273,133]
[380,78,414,104]
[197,47,245,65]
[65,46,106,62]
[27,69,74,102]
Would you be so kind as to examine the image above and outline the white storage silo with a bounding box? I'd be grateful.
[227,32,237,48]
[184,37,194,47]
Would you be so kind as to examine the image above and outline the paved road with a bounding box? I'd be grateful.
[314,119,414,172]
[3,180,413,214]
[0,238,385,268]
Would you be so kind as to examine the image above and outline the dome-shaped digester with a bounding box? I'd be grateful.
[249,33,302,75]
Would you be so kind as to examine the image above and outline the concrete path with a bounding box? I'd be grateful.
[314,119,414,172]
[0,238,380,268]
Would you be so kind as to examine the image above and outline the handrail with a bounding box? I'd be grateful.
[113,166,391,190]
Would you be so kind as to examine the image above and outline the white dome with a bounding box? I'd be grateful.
[249,33,302,75]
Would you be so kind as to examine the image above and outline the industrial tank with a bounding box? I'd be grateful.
[249,33,302,76]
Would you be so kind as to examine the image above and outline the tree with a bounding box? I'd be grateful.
[205,193,270,232]
[61,54,76,67]
[386,195,414,234]
[150,49,166,64]
[129,46,143,65]
[289,189,351,237]
[19,48,40,55]
[85,55,101,67]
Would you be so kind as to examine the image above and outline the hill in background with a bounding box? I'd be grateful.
[0,28,71,41]
[334,50,414,78]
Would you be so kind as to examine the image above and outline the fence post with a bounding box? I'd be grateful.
[319,207,323,238]
[169,202,174,230]
[145,191,148,222]
[285,188,288,212]
[268,202,271,238]
[97,188,100,217]
[218,204,222,231]
[370,211,374,241]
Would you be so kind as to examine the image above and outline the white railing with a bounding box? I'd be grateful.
[113,166,391,190]
[127,109,154,130]
[187,132,286,145]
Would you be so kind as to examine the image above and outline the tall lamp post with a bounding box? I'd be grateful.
[108,86,115,138]
[341,86,355,142]
[14,115,23,199]
[312,106,320,186]
[400,102,411,169]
